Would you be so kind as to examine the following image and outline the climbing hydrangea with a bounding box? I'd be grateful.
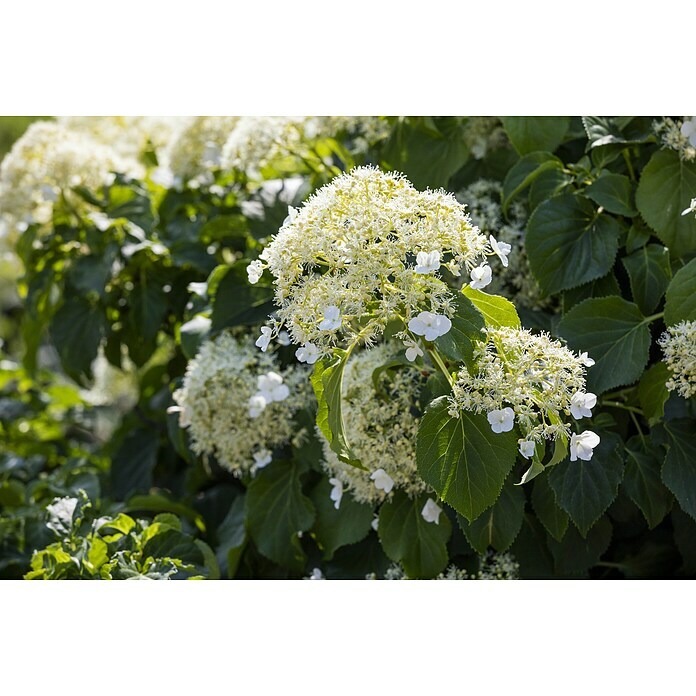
[457,179,553,310]
[373,552,520,580]
[254,166,503,358]
[162,116,240,184]
[658,320,696,399]
[57,116,185,161]
[449,327,599,455]
[221,116,307,176]
[0,121,136,236]
[172,332,311,476]
[319,343,430,505]
[653,117,696,162]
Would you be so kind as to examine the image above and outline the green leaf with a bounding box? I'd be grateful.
[624,437,672,529]
[501,117,569,155]
[49,299,106,383]
[210,261,274,331]
[636,149,696,257]
[672,508,696,574]
[526,193,622,295]
[434,293,485,372]
[625,222,653,254]
[660,420,696,521]
[562,272,621,311]
[129,279,167,343]
[111,428,159,499]
[245,461,315,571]
[178,315,211,360]
[531,474,569,542]
[311,353,362,468]
[458,482,525,553]
[558,296,651,394]
[383,119,469,189]
[664,257,696,326]
[416,396,518,522]
[461,287,520,329]
[501,152,562,212]
[585,173,637,216]
[638,362,670,426]
[621,244,672,315]
[141,528,205,568]
[547,432,624,536]
[215,495,247,578]
[547,516,612,577]
[378,491,451,578]
[310,479,374,560]
[528,167,573,212]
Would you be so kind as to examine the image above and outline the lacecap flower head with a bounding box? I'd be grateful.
[319,343,432,505]
[253,166,507,359]
[658,320,696,399]
[172,332,312,476]
[449,327,599,456]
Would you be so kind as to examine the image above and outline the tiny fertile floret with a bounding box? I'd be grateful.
[659,320,696,399]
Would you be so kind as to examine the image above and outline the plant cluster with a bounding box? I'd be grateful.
[1,115,695,579]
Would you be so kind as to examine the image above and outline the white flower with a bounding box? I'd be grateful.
[283,206,298,225]
[88,212,112,232]
[40,184,59,202]
[681,117,696,147]
[252,449,272,470]
[569,391,597,420]
[150,166,178,189]
[248,394,267,418]
[487,407,515,434]
[681,197,696,217]
[309,568,325,580]
[421,498,442,524]
[469,264,493,290]
[257,371,290,403]
[247,259,264,284]
[415,250,441,274]
[371,515,379,531]
[370,468,395,494]
[255,326,272,352]
[578,351,595,367]
[408,311,452,341]
[46,496,79,535]
[277,330,292,346]
[318,305,342,331]
[489,235,511,267]
[296,342,320,364]
[518,440,536,459]
[403,338,424,362]
[570,430,600,462]
[329,477,343,510]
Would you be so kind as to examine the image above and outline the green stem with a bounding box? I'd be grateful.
[623,150,636,181]
[602,400,644,415]
[629,409,646,447]
[427,346,454,387]
[642,312,664,325]
[603,386,636,401]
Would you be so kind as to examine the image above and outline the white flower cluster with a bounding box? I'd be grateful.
[463,117,508,160]
[254,167,506,360]
[220,116,307,176]
[654,117,696,162]
[457,180,553,310]
[161,116,240,184]
[658,320,696,399]
[320,343,431,506]
[374,552,519,580]
[57,116,185,161]
[0,121,136,236]
[313,116,391,151]
[172,332,311,476]
[449,327,600,461]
